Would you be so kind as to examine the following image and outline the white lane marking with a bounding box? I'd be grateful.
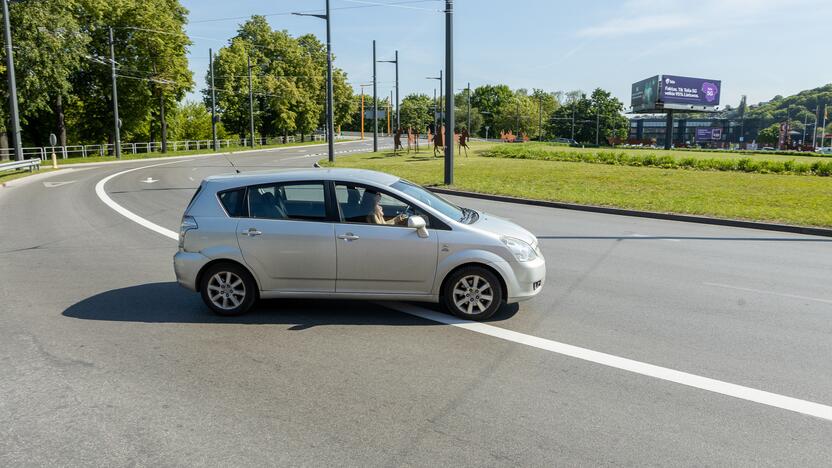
[384,302,832,422]
[140,177,158,184]
[704,282,832,305]
[94,160,183,240]
[188,176,194,181]
[43,180,77,188]
[97,161,832,423]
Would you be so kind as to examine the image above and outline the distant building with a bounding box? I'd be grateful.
[628,117,758,148]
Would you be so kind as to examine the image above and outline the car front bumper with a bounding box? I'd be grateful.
[498,256,546,303]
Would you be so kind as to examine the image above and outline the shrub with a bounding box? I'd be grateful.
[481,144,831,177]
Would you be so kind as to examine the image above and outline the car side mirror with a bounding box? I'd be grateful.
[408,215,429,238]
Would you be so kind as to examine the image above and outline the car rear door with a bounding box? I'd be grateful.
[237,181,336,292]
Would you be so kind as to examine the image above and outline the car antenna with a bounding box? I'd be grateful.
[222,152,241,174]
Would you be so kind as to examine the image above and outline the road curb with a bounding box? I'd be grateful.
[427,187,832,238]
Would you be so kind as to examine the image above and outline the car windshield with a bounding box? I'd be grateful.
[391,179,473,223]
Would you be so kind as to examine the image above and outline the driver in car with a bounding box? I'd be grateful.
[366,192,407,225]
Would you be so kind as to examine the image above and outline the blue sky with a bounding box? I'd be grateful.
[182,0,832,109]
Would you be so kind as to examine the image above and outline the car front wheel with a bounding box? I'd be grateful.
[200,263,257,316]
[442,267,503,321]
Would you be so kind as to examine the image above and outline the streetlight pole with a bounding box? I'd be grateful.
[427,73,442,132]
[595,112,600,146]
[813,106,820,148]
[292,0,335,162]
[444,0,454,185]
[2,0,22,161]
[571,106,575,142]
[247,52,255,148]
[378,50,399,131]
[108,26,121,158]
[433,88,437,133]
[372,39,378,152]
[538,94,543,141]
[467,82,471,133]
[209,48,218,151]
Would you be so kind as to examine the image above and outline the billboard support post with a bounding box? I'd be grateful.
[664,110,673,150]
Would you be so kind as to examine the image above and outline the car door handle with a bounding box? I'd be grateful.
[337,233,360,241]
[242,228,262,237]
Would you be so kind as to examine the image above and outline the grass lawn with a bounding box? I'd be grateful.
[0,167,58,185]
[322,142,832,228]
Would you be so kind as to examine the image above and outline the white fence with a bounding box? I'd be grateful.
[0,134,342,161]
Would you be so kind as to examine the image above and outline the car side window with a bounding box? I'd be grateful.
[218,188,246,217]
[334,183,428,227]
[248,183,327,221]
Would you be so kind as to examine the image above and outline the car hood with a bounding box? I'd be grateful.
[470,211,538,246]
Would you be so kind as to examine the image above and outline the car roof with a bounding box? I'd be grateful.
[202,168,400,191]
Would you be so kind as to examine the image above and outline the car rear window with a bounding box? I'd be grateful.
[218,188,246,217]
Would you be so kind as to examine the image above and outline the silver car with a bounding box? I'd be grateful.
[174,168,545,320]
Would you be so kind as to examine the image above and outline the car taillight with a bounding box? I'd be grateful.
[179,215,198,249]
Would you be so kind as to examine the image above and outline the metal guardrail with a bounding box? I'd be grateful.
[0,134,351,162]
[0,158,41,174]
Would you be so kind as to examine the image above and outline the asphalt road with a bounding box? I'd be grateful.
[2,139,831,466]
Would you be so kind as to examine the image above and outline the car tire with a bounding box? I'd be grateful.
[200,263,258,316]
[442,266,503,321]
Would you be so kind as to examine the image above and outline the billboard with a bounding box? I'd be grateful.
[631,75,659,112]
[695,128,723,142]
[660,75,721,107]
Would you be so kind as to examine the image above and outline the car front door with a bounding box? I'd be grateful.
[237,181,336,292]
[332,182,438,295]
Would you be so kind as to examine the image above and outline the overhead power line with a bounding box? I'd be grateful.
[189,0,441,24]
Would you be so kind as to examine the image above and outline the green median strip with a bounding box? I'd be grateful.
[320,142,832,228]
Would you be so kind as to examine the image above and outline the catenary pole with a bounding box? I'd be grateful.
[108,27,121,158]
[813,106,819,148]
[209,48,218,151]
[444,0,454,185]
[467,82,471,133]
[372,40,378,152]
[247,53,255,148]
[324,0,335,161]
[395,50,400,130]
[2,0,22,161]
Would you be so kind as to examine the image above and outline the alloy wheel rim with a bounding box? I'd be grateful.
[452,275,494,315]
[207,271,246,310]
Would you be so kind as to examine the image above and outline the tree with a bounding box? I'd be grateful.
[471,84,513,137]
[398,93,433,132]
[70,0,193,150]
[1,0,89,150]
[168,100,227,141]
[207,17,353,142]
[547,88,628,144]
[757,123,781,145]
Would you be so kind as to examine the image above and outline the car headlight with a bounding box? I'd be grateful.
[501,236,538,262]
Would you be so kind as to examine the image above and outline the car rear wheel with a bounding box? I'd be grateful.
[442,267,503,321]
[200,263,257,316]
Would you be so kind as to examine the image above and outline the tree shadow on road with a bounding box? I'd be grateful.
[62,282,518,327]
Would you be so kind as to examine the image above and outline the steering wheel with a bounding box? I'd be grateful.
[400,206,415,220]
